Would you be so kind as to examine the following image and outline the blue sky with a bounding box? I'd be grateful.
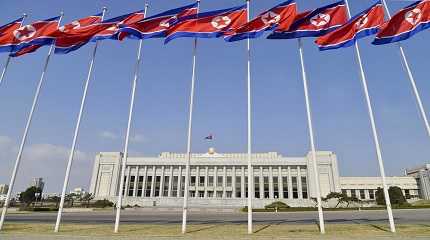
[0,0,429,193]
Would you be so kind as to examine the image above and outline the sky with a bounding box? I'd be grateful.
[0,0,430,194]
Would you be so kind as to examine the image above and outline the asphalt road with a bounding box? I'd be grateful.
[4,208,430,225]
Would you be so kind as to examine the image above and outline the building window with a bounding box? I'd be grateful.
[254,176,260,198]
[208,176,214,186]
[122,176,127,196]
[172,176,178,197]
[282,177,288,198]
[199,176,205,187]
[264,177,270,199]
[405,189,411,199]
[154,176,161,197]
[351,190,357,198]
[301,177,308,199]
[292,177,298,199]
[137,176,144,197]
[226,191,232,198]
[235,177,241,198]
[128,176,135,196]
[217,176,223,187]
[145,176,152,197]
[216,191,223,198]
[181,176,185,197]
[245,177,248,198]
[163,176,170,197]
[227,176,232,187]
[190,191,195,197]
[359,189,365,199]
[369,189,375,200]
[342,189,347,196]
[273,177,279,199]
[198,191,204,198]
[190,176,196,187]
[207,191,214,198]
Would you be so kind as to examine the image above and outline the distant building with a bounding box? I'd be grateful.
[0,184,8,195]
[89,150,423,208]
[406,164,430,200]
[32,178,45,192]
[70,187,87,196]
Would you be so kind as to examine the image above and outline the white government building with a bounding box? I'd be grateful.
[89,149,429,208]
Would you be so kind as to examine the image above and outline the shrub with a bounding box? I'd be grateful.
[91,199,114,208]
[376,186,407,206]
[265,201,290,210]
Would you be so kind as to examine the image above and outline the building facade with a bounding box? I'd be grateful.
[0,184,8,195]
[405,164,430,200]
[89,149,423,208]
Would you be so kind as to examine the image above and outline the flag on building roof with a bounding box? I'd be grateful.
[91,10,145,41]
[165,5,247,44]
[54,13,103,54]
[205,134,214,140]
[267,0,347,39]
[9,16,61,57]
[225,0,297,42]
[0,17,24,52]
[373,0,430,45]
[118,3,198,40]
[316,1,384,50]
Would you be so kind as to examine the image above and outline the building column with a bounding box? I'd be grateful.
[141,166,147,197]
[214,166,218,198]
[204,166,209,198]
[288,166,293,199]
[223,166,227,198]
[133,166,139,197]
[269,166,274,199]
[297,166,303,199]
[278,166,284,199]
[259,166,264,199]
[150,166,156,197]
[232,166,236,198]
[168,166,173,197]
[178,166,182,198]
[365,189,370,200]
[124,166,131,196]
[241,166,245,199]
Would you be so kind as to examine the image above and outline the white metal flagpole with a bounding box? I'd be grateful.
[54,7,107,233]
[182,0,200,234]
[297,38,325,234]
[245,0,253,235]
[0,13,27,87]
[114,4,148,234]
[0,12,64,231]
[344,0,395,233]
[381,0,430,138]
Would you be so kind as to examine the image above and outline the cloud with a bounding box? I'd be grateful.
[99,130,118,140]
[130,134,148,143]
[0,136,91,194]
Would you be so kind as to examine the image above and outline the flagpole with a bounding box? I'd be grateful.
[0,13,27,87]
[345,0,395,233]
[0,12,64,231]
[297,38,325,234]
[182,0,200,234]
[54,7,107,233]
[245,0,253,235]
[381,0,430,139]
[114,4,148,234]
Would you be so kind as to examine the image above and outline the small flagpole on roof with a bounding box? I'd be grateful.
[344,0,395,233]
[54,7,108,233]
[296,38,325,234]
[0,13,27,87]
[182,0,200,234]
[114,3,149,234]
[381,1,430,148]
[0,12,64,231]
[245,0,253,235]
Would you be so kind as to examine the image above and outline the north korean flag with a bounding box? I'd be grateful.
[118,3,198,40]
[165,5,247,44]
[316,1,384,50]
[7,16,60,54]
[373,0,430,45]
[54,13,103,54]
[267,1,347,39]
[91,10,145,41]
[225,0,297,42]
[0,17,24,52]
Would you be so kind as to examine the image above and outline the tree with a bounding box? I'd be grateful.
[375,186,407,206]
[47,196,61,208]
[80,193,94,208]
[65,194,76,207]
[265,201,289,211]
[19,186,41,207]
[324,192,345,208]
